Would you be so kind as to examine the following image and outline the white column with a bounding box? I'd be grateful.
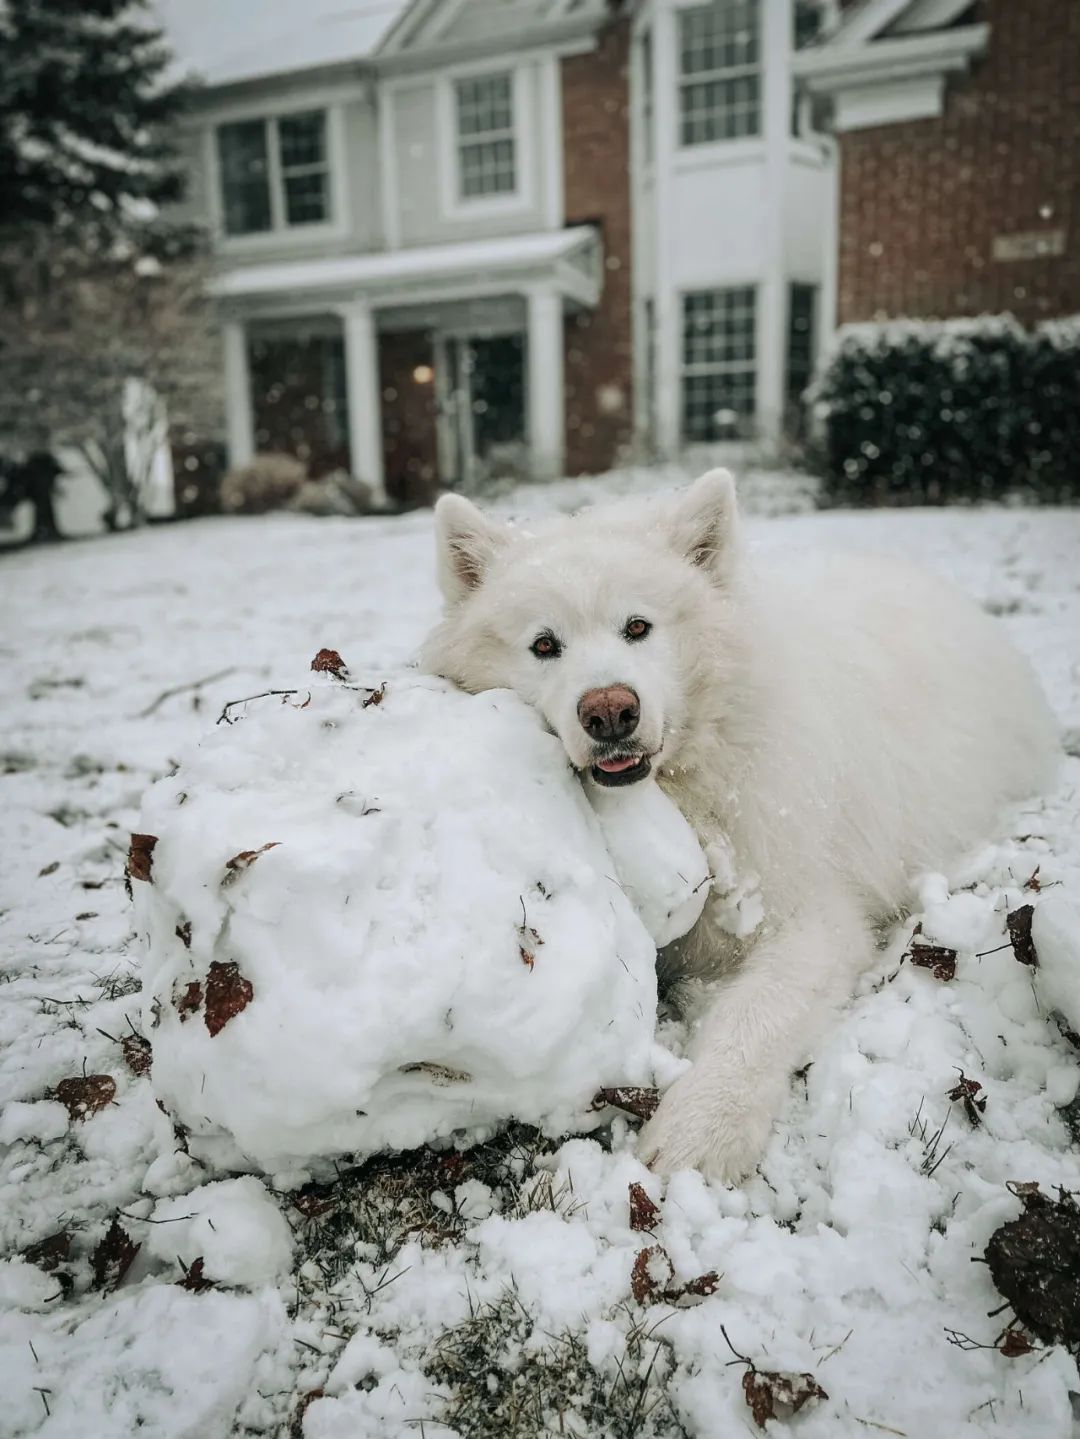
[340,300,386,504]
[818,133,841,365]
[651,5,680,459]
[527,285,565,480]
[757,0,794,449]
[222,319,254,468]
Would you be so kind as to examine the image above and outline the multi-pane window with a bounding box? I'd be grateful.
[678,2,760,146]
[278,112,329,226]
[218,120,272,236]
[217,110,330,236]
[785,283,817,432]
[456,73,517,199]
[681,287,757,441]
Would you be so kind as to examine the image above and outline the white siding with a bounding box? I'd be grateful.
[387,62,553,248]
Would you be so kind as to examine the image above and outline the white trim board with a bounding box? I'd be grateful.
[209,226,601,302]
[794,24,989,129]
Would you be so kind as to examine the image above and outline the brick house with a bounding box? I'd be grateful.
[795,0,1080,327]
[162,0,837,505]
[161,0,1076,504]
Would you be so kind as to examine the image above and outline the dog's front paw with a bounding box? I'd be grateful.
[637,1068,772,1185]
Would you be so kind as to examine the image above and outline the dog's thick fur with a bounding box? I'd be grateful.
[421,472,1059,1182]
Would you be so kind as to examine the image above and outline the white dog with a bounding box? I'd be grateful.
[420,471,1058,1182]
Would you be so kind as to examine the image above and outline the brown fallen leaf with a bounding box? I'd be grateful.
[174,979,203,1021]
[591,1086,660,1122]
[122,1033,153,1078]
[742,1368,828,1429]
[362,683,387,709]
[53,1074,116,1121]
[23,1231,72,1272]
[1024,866,1043,893]
[178,1256,215,1293]
[223,841,281,883]
[311,648,349,679]
[908,935,958,982]
[127,833,158,883]
[1007,904,1038,967]
[91,1217,140,1292]
[175,920,192,949]
[999,1328,1035,1357]
[630,1243,719,1307]
[204,960,254,1037]
[947,1072,987,1126]
[678,1271,721,1303]
[629,1181,661,1233]
[631,1245,674,1303]
[985,1183,1080,1346]
[517,923,543,971]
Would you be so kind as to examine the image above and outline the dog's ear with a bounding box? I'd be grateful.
[667,469,740,584]
[434,493,512,603]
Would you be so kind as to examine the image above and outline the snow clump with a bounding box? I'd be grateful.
[134,668,708,1174]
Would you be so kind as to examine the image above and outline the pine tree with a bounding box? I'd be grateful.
[0,1,210,543]
[0,0,188,244]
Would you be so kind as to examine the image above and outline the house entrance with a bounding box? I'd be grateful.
[437,332,526,491]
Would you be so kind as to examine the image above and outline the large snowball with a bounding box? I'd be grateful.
[134,673,706,1174]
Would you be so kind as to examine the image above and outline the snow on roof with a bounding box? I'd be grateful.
[154,0,414,89]
[208,226,599,300]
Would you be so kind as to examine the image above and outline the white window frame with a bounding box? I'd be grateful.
[680,284,758,443]
[676,0,762,149]
[204,96,348,252]
[275,112,333,227]
[640,28,655,169]
[456,72,516,200]
[435,58,534,222]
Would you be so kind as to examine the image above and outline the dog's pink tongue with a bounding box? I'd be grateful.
[596,755,639,773]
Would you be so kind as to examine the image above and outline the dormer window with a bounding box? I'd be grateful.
[217,110,330,236]
[455,72,517,199]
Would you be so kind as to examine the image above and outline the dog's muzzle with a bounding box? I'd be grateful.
[590,750,653,787]
[576,684,652,786]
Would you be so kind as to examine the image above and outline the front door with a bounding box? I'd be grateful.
[437,333,526,492]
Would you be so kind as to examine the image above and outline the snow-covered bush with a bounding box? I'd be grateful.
[219,453,307,515]
[811,314,1080,505]
[132,659,708,1175]
[288,469,374,517]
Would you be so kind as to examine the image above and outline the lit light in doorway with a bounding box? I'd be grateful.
[412,364,434,384]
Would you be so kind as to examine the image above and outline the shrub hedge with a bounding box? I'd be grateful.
[809,314,1080,505]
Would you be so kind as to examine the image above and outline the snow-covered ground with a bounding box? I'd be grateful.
[1,478,1079,1438]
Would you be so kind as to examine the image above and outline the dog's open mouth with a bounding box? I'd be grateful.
[590,752,653,787]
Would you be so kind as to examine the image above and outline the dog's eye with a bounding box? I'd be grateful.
[530,632,562,659]
[624,617,651,642]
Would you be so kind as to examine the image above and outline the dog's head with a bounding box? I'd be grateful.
[421,470,742,786]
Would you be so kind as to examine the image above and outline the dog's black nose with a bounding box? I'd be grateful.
[577,685,640,741]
